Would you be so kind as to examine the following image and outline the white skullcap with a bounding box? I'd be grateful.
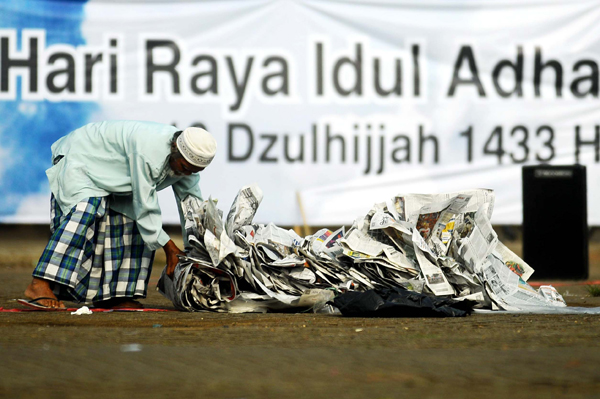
[176,127,217,167]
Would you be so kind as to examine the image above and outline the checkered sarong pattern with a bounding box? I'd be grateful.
[33,196,155,304]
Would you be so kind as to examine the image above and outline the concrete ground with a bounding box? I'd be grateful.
[1,225,600,399]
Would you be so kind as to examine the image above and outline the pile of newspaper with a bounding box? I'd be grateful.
[158,184,568,313]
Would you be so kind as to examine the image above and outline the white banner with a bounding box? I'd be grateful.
[0,0,598,226]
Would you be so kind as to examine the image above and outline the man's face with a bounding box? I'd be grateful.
[169,155,205,176]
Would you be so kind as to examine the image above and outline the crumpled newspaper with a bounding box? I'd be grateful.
[158,185,570,314]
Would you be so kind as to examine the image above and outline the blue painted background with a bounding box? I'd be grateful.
[0,0,97,217]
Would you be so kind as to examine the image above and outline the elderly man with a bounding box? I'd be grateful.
[21,120,216,310]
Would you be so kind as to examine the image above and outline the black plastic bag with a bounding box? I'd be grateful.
[331,287,475,318]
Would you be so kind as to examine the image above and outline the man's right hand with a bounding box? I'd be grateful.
[163,239,184,278]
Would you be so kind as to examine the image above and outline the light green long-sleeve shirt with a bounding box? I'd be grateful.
[46,120,203,251]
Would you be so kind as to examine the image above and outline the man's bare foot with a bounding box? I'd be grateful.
[93,298,144,309]
[24,278,66,309]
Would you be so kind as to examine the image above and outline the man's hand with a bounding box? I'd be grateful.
[163,239,185,278]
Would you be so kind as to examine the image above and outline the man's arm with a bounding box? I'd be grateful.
[129,153,171,251]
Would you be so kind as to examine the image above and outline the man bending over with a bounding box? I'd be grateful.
[23,120,216,309]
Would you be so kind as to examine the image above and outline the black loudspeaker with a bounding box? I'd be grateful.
[522,165,588,280]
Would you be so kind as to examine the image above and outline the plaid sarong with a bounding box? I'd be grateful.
[33,196,155,304]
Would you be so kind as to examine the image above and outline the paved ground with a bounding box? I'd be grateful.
[1,226,600,399]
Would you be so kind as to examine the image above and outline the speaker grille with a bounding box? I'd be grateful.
[522,165,588,280]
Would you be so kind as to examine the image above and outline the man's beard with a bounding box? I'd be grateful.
[168,154,184,176]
